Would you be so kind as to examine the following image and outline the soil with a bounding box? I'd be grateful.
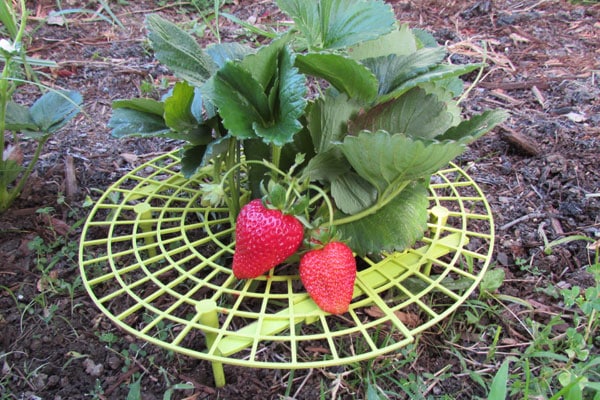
[1,0,599,399]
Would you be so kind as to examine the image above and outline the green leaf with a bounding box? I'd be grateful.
[362,47,446,95]
[213,45,307,146]
[115,92,206,136]
[4,101,38,131]
[366,382,383,400]
[340,130,465,193]
[191,87,204,122]
[275,0,319,48]
[277,0,396,50]
[438,77,466,98]
[480,268,505,293]
[469,371,487,391]
[112,98,165,116]
[244,138,271,198]
[295,53,378,102]
[167,125,214,145]
[29,90,83,134]
[164,82,198,131]
[488,361,509,400]
[201,135,233,165]
[109,108,170,138]
[0,159,24,185]
[302,147,350,182]
[146,14,217,87]
[267,183,287,209]
[0,1,18,38]
[241,36,288,90]
[163,383,195,400]
[206,42,254,68]
[331,172,377,214]
[126,377,142,400]
[412,28,439,48]
[212,62,270,139]
[349,88,456,141]
[377,63,482,104]
[198,84,218,119]
[180,144,208,178]
[437,109,509,142]
[307,93,361,153]
[419,81,462,126]
[281,126,315,170]
[348,25,417,60]
[0,54,57,68]
[251,46,307,145]
[528,351,569,362]
[336,181,429,255]
[109,98,192,139]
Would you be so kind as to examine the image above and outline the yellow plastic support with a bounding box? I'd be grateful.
[79,151,494,385]
[195,300,226,388]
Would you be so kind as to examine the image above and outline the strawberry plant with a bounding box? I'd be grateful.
[0,0,83,212]
[109,0,507,311]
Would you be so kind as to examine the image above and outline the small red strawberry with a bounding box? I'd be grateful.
[232,199,304,279]
[299,242,356,314]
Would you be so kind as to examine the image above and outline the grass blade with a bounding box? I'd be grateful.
[220,12,280,39]
[98,0,125,29]
[0,0,18,38]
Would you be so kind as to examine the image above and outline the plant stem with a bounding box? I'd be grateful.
[0,0,31,212]
[328,181,410,226]
[271,144,281,171]
[584,308,596,345]
[225,138,241,221]
[15,0,27,44]
[16,0,35,83]
[0,57,13,211]
[2,135,50,212]
[213,0,221,44]
[458,41,486,105]
[307,183,335,227]
[270,144,283,189]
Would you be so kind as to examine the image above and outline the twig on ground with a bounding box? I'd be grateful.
[103,365,141,397]
[499,212,546,231]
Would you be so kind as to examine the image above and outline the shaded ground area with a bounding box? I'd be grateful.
[1,0,598,399]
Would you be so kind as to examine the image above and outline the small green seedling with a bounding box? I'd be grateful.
[0,0,83,212]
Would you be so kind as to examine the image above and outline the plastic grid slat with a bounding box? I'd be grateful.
[79,152,494,369]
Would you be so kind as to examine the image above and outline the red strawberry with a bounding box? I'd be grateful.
[232,199,304,279]
[299,242,356,314]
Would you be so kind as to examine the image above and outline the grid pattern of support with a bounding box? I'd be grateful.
[79,152,494,369]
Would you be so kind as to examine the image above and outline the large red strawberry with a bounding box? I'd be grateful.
[232,199,304,279]
[299,242,356,314]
